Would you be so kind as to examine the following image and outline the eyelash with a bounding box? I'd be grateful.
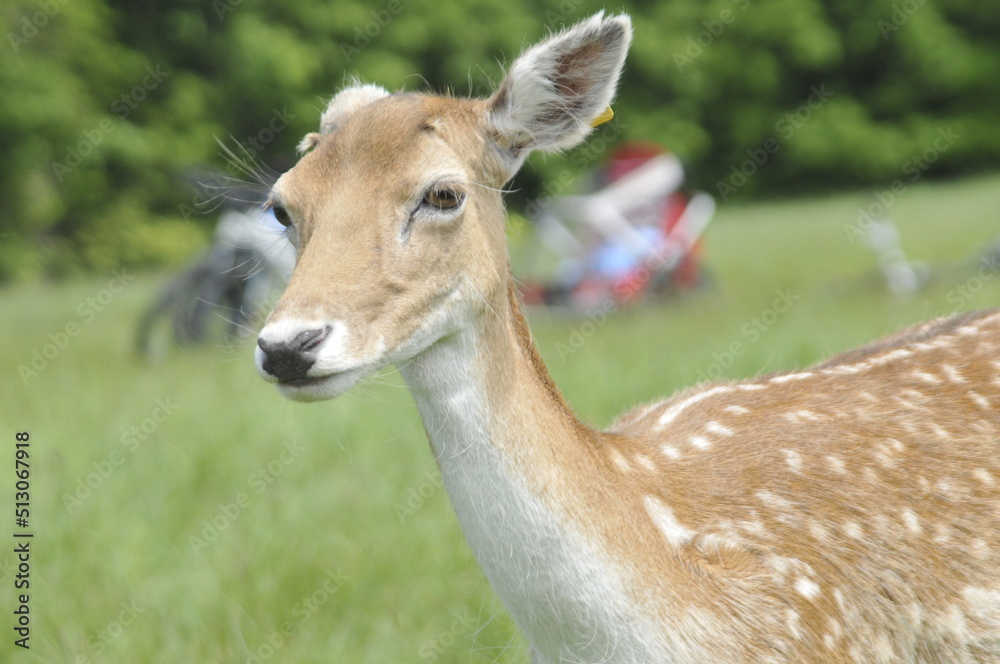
[421,185,465,211]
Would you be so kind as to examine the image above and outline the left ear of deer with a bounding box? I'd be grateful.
[487,12,632,176]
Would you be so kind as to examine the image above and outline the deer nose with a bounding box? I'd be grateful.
[257,326,331,382]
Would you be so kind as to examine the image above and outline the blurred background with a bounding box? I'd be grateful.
[1,0,998,662]
[1,0,998,279]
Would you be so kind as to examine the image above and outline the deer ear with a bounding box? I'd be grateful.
[298,82,390,153]
[487,13,632,170]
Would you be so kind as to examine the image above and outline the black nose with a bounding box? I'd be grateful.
[257,326,331,382]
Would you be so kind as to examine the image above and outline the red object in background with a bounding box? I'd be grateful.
[604,142,703,293]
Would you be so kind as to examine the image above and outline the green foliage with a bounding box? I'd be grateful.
[1,0,998,279]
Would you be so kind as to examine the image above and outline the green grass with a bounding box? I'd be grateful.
[1,173,999,663]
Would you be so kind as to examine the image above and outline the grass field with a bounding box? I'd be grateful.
[1,173,998,663]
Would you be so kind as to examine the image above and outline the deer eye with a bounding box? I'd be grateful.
[422,185,465,211]
[272,205,292,228]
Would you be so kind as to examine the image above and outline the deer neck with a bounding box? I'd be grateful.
[398,282,656,659]
[400,281,595,498]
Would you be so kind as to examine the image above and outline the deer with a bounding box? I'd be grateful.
[253,13,1000,663]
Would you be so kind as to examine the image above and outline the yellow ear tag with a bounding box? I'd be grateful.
[590,107,614,127]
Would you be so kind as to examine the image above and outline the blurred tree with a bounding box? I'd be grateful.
[0,0,997,279]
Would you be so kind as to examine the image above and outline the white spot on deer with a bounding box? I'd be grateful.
[968,391,990,409]
[738,516,767,536]
[705,421,734,437]
[972,468,995,486]
[786,609,802,639]
[962,586,1000,623]
[935,479,958,498]
[937,603,970,640]
[724,404,750,415]
[634,454,657,472]
[771,372,815,384]
[657,385,735,428]
[958,324,982,336]
[874,634,895,662]
[784,409,822,424]
[931,423,952,440]
[880,348,914,362]
[736,383,767,392]
[610,450,631,472]
[644,496,696,547]
[782,449,803,473]
[823,633,836,650]
[873,445,896,470]
[900,508,921,534]
[661,445,681,460]
[941,364,965,383]
[795,576,821,600]
[757,491,797,522]
[842,521,863,540]
[826,456,847,474]
[689,435,711,450]
[808,520,829,541]
[934,524,952,544]
[970,539,989,560]
[827,617,843,641]
[827,361,869,375]
[913,371,942,385]
[630,402,657,422]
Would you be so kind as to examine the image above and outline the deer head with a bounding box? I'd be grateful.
[255,13,632,401]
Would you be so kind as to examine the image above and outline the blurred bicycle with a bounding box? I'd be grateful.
[136,205,293,359]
